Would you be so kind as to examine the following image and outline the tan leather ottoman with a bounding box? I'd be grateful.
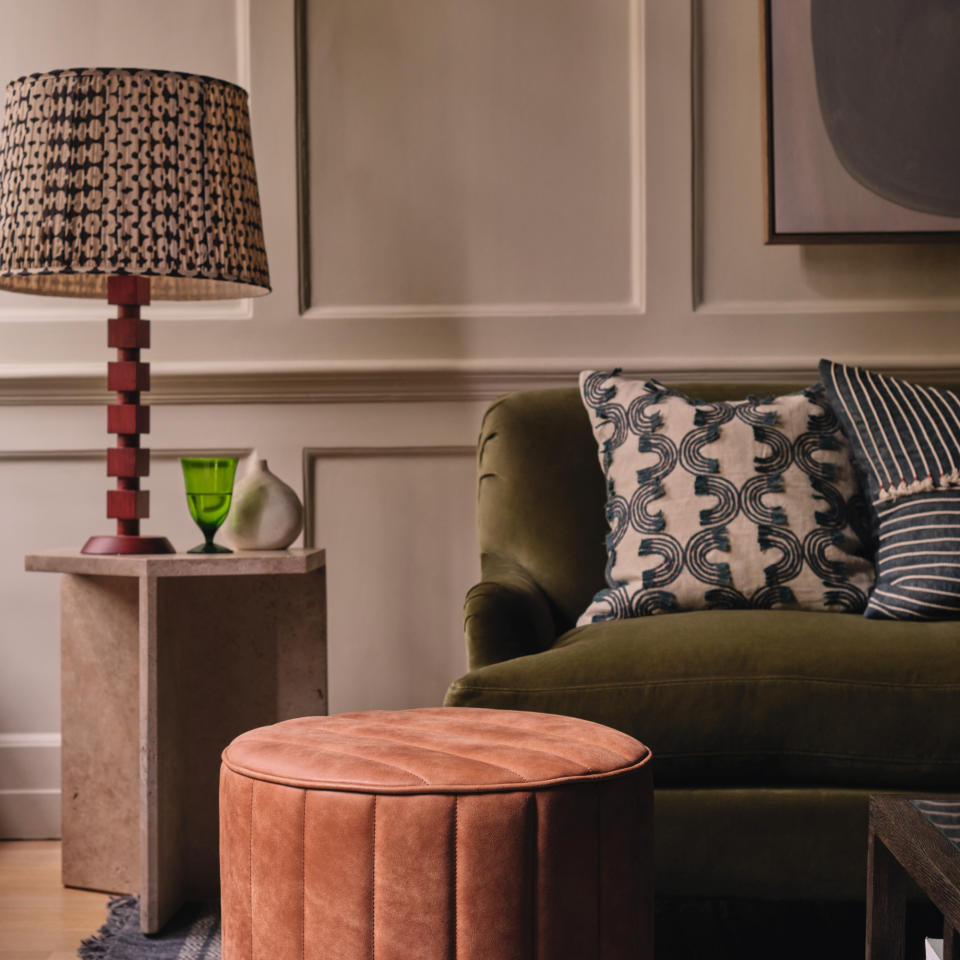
[219,707,653,960]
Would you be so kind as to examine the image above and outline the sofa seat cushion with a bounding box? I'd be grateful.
[444,610,960,789]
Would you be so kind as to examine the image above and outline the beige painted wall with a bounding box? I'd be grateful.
[2,0,959,837]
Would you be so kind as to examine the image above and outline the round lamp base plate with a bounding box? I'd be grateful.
[81,535,176,555]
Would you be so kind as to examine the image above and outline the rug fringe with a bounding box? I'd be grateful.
[77,895,138,959]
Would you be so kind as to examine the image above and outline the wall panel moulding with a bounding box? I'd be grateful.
[300,445,475,550]
[295,0,644,317]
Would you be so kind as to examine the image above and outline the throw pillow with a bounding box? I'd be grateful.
[577,371,875,625]
[820,358,960,620]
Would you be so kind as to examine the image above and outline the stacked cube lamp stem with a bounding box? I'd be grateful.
[82,276,174,555]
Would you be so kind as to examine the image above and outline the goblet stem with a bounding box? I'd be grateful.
[187,525,232,554]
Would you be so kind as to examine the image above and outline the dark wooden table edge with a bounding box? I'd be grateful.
[868,793,960,960]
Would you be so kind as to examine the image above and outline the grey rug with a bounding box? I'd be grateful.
[78,897,220,960]
[76,894,940,960]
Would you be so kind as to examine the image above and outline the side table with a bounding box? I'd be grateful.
[867,794,960,960]
[25,548,327,934]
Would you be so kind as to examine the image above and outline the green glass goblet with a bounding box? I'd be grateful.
[180,457,239,554]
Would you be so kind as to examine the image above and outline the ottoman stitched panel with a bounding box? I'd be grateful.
[220,707,653,960]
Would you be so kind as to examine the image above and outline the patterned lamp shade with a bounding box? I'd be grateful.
[0,67,270,299]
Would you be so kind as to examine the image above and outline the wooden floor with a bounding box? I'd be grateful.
[0,842,109,960]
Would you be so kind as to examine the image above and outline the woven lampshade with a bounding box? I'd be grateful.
[0,67,270,299]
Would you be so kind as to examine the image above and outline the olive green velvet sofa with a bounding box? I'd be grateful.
[443,384,960,903]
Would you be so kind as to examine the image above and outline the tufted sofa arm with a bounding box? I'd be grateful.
[463,555,558,670]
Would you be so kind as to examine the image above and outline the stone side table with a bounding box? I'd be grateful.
[25,548,327,934]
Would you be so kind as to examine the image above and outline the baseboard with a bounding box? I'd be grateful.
[0,733,61,839]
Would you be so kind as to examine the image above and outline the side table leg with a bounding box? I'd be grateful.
[60,574,140,895]
[866,828,906,960]
[944,921,956,960]
[141,569,328,933]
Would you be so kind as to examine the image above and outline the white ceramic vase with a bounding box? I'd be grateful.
[225,451,304,550]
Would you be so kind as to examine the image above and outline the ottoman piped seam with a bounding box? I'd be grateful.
[453,796,460,960]
[596,785,602,960]
[248,778,254,960]
[371,795,377,960]
[300,789,306,960]
[220,752,652,795]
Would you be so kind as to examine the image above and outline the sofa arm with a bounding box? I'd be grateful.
[463,556,557,670]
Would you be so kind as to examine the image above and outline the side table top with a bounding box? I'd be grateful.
[25,547,325,578]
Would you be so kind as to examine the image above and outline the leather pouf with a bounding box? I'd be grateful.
[220,707,653,960]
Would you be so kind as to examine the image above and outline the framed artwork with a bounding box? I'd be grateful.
[761,0,960,244]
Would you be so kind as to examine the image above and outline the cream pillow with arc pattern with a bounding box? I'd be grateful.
[577,371,875,625]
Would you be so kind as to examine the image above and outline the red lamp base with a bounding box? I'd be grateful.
[83,276,177,558]
[81,535,176,555]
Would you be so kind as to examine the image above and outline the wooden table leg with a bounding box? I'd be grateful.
[866,828,906,960]
[944,920,956,960]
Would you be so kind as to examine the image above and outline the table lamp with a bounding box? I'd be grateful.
[0,68,271,553]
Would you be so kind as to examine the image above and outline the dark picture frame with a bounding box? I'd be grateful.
[761,0,960,245]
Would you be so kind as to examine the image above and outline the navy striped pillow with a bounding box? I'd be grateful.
[871,493,960,619]
[820,358,960,620]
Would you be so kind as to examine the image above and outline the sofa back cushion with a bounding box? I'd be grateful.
[478,382,820,631]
